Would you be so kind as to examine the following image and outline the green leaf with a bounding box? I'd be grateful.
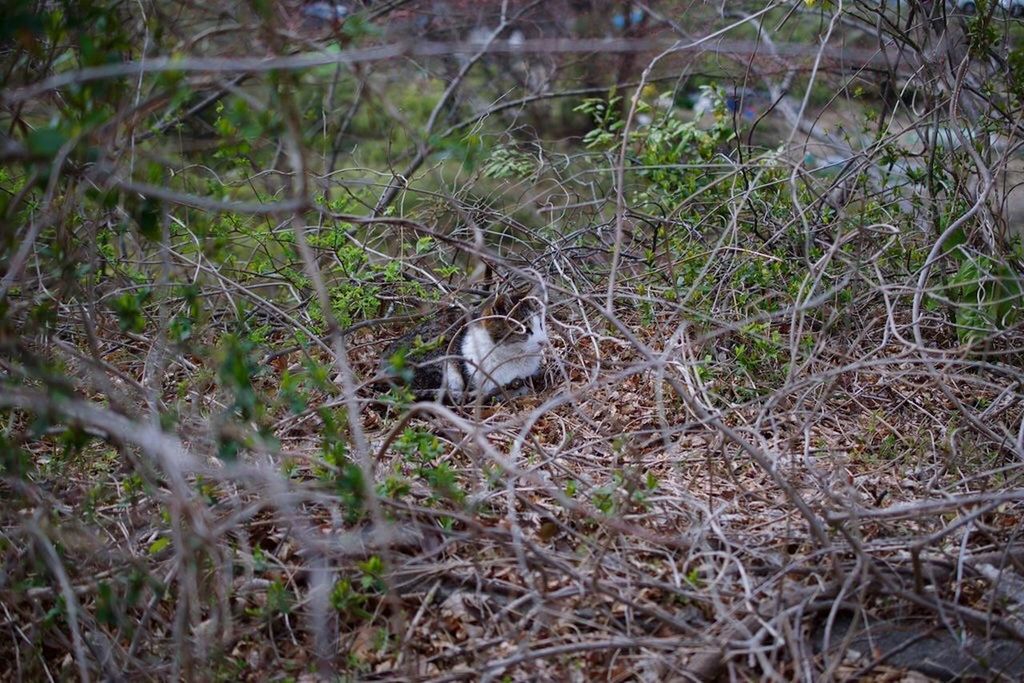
[266,579,293,615]
[96,582,118,627]
[26,126,67,158]
[218,334,259,419]
[134,198,162,240]
[148,537,171,555]
[110,291,150,333]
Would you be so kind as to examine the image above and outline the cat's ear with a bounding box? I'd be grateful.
[491,293,513,316]
[472,259,497,291]
[499,288,525,312]
[526,271,547,298]
[483,261,495,291]
[479,291,500,319]
[507,279,543,306]
[467,258,498,301]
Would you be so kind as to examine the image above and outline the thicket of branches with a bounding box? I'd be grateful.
[3,0,1024,679]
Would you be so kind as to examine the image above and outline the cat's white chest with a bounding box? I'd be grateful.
[460,322,544,396]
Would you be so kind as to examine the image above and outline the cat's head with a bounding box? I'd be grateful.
[482,287,547,353]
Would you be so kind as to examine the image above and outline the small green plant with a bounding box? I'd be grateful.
[575,87,734,208]
[589,469,657,516]
[420,460,465,504]
[328,562,388,622]
[483,145,536,179]
[944,248,1023,345]
[574,94,625,148]
[109,290,151,333]
[358,555,386,593]
[331,578,370,619]
[265,578,293,617]
[394,427,444,462]
[278,370,309,415]
[393,428,465,504]
[378,475,411,500]
[966,0,999,59]
[218,333,261,421]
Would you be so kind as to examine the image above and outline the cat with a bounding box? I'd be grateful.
[380,289,547,402]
